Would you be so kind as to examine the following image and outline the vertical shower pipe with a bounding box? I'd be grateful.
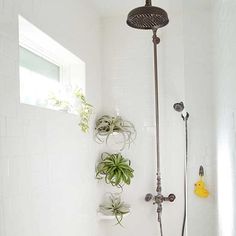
[152,28,176,236]
[152,28,162,219]
[153,27,164,235]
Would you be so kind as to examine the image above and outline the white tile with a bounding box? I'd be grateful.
[0,158,9,197]
[0,196,5,236]
[25,119,46,138]
[17,103,38,121]
[30,155,50,194]
[3,195,33,236]
[6,117,26,137]
[0,55,16,79]
[0,97,17,117]
[0,156,31,197]
[0,116,6,137]
[30,191,52,236]
[0,137,28,156]
[0,35,17,59]
[25,135,46,155]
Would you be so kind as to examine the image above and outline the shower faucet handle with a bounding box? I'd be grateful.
[155,193,176,204]
[166,194,176,202]
[145,193,153,202]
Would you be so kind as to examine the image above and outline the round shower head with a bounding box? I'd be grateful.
[173,102,185,112]
[127,0,169,30]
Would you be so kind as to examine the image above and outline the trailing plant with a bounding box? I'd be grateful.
[96,153,134,187]
[74,89,93,133]
[95,115,136,150]
[99,193,130,226]
[48,89,93,132]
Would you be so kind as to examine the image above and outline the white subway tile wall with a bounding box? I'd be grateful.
[0,0,102,236]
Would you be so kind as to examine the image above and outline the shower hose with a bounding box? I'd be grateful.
[159,215,163,236]
[181,112,189,236]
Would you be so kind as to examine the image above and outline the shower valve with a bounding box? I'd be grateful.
[145,193,176,204]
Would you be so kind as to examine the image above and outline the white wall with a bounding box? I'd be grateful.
[213,1,236,235]
[0,0,103,236]
[183,1,218,235]
[0,0,232,235]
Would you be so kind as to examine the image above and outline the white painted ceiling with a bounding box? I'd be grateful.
[90,0,212,17]
[90,0,169,17]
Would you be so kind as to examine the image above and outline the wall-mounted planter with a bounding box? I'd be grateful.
[96,153,134,188]
[97,212,130,220]
[94,115,136,150]
[98,193,130,226]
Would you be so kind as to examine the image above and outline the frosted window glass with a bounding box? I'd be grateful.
[19,46,60,81]
[19,46,61,107]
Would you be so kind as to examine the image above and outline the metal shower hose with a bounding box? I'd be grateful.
[181,112,189,236]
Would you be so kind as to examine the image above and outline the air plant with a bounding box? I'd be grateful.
[94,115,136,150]
[74,89,93,133]
[96,153,134,188]
[99,193,130,226]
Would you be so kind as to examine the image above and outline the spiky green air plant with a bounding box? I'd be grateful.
[99,194,130,226]
[95,115,136,150]
[96,153,134,188]
[74,89,93,133]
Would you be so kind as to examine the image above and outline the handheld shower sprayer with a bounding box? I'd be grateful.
[173,102,189,120]
[173,102,189,236]
[173,102,184,112]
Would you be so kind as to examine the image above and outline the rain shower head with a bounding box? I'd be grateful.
[126,0,169,30]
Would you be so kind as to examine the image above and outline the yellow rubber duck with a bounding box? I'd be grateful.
[194,177,209,198]
[194,166,209,198]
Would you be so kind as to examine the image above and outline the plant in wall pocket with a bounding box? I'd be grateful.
[99,193,130,226]
[96,152,134,188]
[94,115,136,150]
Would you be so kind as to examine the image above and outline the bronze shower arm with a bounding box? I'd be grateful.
[145,0,152,6]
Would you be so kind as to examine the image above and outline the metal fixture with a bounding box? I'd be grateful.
[173,102,185,113]
[199,165,204,177]
[174,102,190,236]
[127,0,169,30]
[145,193,176,203]
[127,1,175,236]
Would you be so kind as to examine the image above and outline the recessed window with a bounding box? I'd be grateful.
[18,15,86,113]
[19,46,61,107]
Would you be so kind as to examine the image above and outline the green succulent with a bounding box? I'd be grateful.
[99,194,130,226]
[96,153,134,187]
[95,115,136,150]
